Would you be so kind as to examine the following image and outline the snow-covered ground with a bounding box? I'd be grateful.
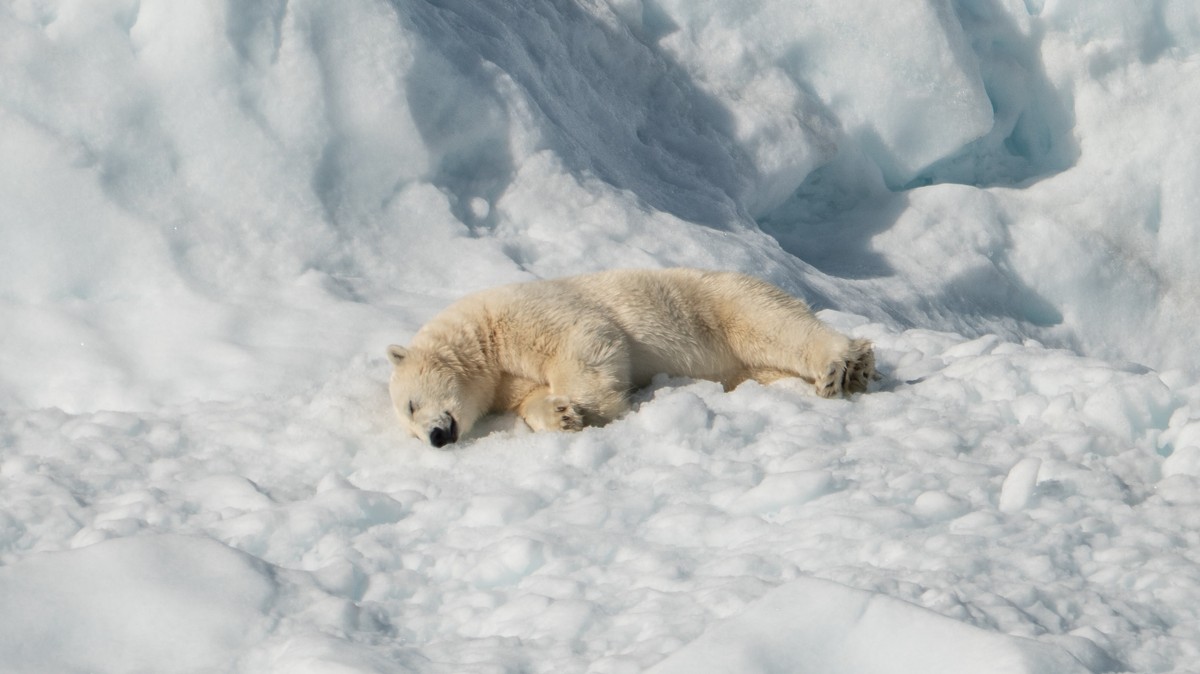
[3,0,1200,672]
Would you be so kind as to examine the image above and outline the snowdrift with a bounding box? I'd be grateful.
[649,576,1094,674]
[4,0,1200,410]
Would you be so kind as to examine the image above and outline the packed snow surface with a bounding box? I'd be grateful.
[3,0,1200,672]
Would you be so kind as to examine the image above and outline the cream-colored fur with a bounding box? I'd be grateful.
[387,268,875,446]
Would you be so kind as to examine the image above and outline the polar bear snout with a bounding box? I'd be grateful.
[427,413,459,448]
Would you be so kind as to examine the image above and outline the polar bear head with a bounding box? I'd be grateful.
[386,344,486,447]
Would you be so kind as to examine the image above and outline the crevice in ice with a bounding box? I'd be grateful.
[910,0,1079,189]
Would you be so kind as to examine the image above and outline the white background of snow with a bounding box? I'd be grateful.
[2,0,1200,672]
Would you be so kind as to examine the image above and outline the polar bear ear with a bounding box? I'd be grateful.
[386,344,409,366]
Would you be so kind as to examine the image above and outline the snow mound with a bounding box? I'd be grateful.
[0,535,274,673]
[653,0,995,194]
[3,316,1196,672]
[0,533,411,674]
[3,0,1200,413]
[649,576,1089,674]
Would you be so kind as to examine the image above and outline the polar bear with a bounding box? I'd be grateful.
[387,268,875,447]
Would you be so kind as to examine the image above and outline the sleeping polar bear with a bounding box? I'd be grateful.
[387,268,875,447]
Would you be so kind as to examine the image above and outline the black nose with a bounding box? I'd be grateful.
[429,426,450,448]
[428,416,459,448]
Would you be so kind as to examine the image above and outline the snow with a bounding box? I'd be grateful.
[0,535,275,672]
[2,0,1200,672]
[648,576,1093,674]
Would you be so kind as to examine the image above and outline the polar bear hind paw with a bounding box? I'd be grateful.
[816,339,876,398]
[843,338,876,394]
[816,360,847,398]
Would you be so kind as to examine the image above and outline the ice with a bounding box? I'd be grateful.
[998,457,1042,514]
[4,0,1200,672]
[654,0,995,193]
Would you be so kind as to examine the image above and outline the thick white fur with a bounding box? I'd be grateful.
[387,268,875,445]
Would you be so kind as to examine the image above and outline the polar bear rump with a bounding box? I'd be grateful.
[387,268,875,446]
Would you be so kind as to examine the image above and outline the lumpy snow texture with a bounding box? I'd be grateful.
[2,0,1200,672]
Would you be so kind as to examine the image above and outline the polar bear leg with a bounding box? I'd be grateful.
[512,355,632,433]
[553,369,632,427]
[730,312,875,399]
[541,353,632,428]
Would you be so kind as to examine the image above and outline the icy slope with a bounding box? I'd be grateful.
[3,0,1200,673]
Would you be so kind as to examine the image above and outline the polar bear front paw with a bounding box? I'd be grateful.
[522,394,584,433]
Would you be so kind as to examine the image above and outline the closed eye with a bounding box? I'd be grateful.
[408,401,416,416]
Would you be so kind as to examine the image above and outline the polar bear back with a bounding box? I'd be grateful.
[418,268,826,389]
[569,268,778,384]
